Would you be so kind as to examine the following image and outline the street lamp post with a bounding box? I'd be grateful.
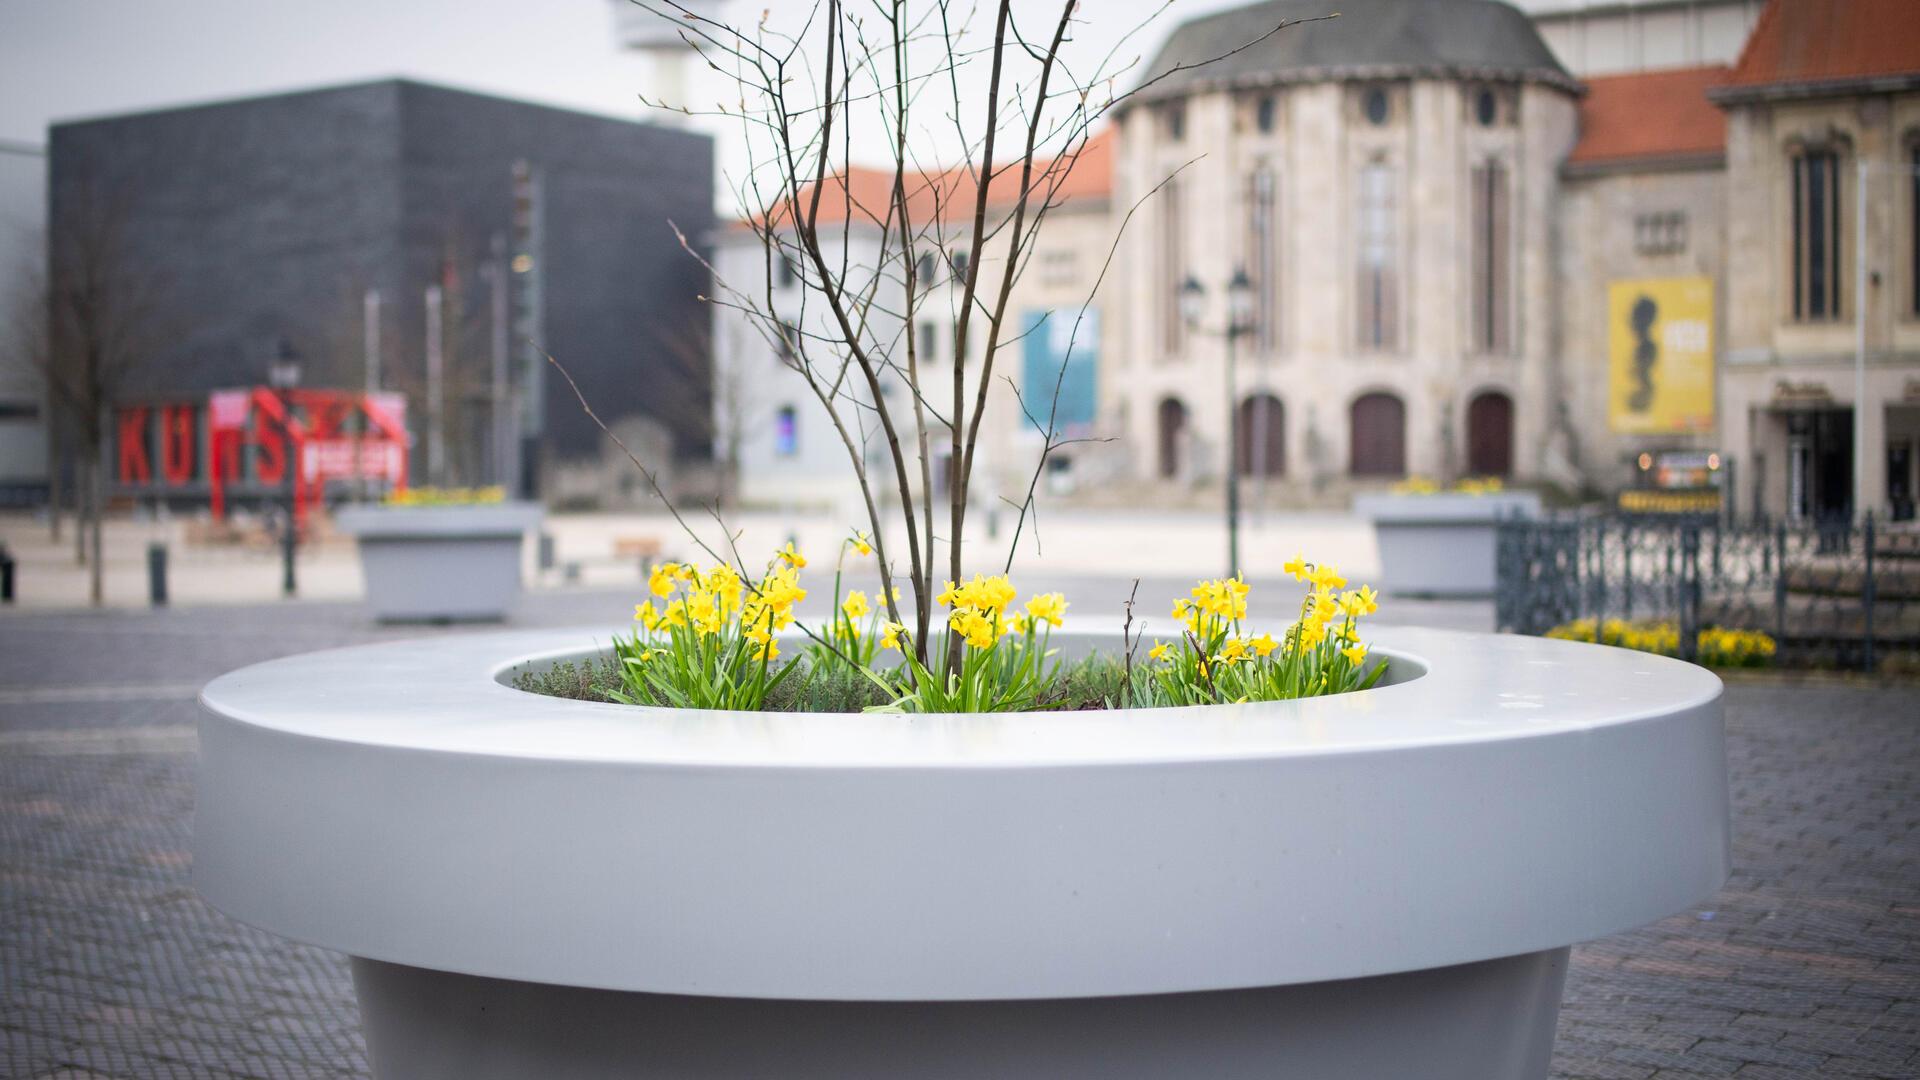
[1182,269,1257,579]
[268,340,303,598]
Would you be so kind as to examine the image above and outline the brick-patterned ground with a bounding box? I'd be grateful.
[1,597,1916,1079]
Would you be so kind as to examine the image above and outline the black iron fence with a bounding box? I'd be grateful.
[1496,513,1920,671]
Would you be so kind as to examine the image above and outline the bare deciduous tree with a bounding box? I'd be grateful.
[39,181,168,606]
[603,0,1312,669]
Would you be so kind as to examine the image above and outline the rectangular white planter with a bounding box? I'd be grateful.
[1353,491,1541,597]
[334,503,544,622]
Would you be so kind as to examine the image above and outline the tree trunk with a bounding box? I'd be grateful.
[88,449,104,607]
[46,422,62,542]
[73,453,89,566]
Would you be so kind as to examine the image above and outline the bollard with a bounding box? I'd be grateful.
[148,542,169,608]
[0,543,14,604]
[538,532,556,573]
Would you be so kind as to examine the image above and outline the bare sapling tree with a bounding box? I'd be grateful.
[39,181,168,606]
[603,0,1317,669]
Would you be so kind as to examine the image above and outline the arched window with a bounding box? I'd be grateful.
[1466,391,1514,478]
[1349,392,1405,477]
[1157,397,1189,480]
[1356,162,1398,350]
[1237,395,1285,478]
[1470,158,1510,354]
[1790,146,1843,321]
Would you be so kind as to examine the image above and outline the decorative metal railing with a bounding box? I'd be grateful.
[1496,513,1920,671]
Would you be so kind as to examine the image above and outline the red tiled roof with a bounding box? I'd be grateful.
[1722,0,1920,91]
[1567,66,1729,168]
[741,128,1112,231]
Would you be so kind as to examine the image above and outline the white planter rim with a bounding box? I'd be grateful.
[195,625,1730,1001]
[334,501,543,539]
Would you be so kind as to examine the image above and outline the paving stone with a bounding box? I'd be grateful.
[1,599,1916,1076]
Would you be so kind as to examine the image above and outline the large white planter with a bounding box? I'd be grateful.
[196,627,1728,1079]
[334,502,544,622]
[1354,491,1543,597]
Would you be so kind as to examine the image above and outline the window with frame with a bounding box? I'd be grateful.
[916,320,938,363]
[1634,211,1688,256]
[1790,148,1843,321]
[948,248,971,281]
[774,406,798,456]
[917,251,939,287]
[1161,101,1186,142]
[1470,158,1510,354]
[1248,167,1278,351]
[1255,95,1277,135]
[777,256,796,287]
[1162,175,1185,354]
[1355,161,1398,351]
[1911,141,1919,316]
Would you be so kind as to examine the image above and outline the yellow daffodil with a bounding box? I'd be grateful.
[1283,555,1309,582]
[1340,585,1379,617]
[1250,633,1278,657]
[849,530,873,556]
[842,590,871,619]
[1148,642,1171,661]
[1024,592,1068,628]
[1342,643,1367,665]
[648,562,679,598]
[777,542,806,569]
[1309,564,1346,591]
[879,621,906,651]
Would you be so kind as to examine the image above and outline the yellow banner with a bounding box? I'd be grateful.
[1607,276,1714,434]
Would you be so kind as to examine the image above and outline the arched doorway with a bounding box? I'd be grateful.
[1349,392,1406,476]
[1157,397,1189,479]
[1466,391,1514,477]
[1236,394,1285,477]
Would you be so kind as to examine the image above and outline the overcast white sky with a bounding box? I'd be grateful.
[0,1,1268,200]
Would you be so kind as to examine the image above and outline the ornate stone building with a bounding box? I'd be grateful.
[1109,0,1582,501]
[1108,0,1920,521]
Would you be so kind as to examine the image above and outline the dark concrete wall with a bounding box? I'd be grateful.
[49,79,714,476]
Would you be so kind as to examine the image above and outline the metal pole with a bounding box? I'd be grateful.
[1862,511,1876,672]
[425,283,445,487]
[362,289,381,502]
[1854,160,1867,519]
[147,541,167,608]
[281,389,297,598]
[1226,327,1241,580]
[489,233,512,489]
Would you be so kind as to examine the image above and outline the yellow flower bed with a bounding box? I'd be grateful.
[1545,618,1776,668]
[611,533,1390,713]
[383,486,508,507]
[1389,476,1506,496]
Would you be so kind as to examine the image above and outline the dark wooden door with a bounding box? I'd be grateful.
[1237,395,1285,477]
[1157,398,1188,479]
[1349,392,1405,476]
[1466,391,1514,477]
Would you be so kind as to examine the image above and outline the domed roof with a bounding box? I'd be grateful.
[1128,0,1578,105]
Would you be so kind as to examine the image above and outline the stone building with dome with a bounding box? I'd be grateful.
[1109,0,1584,500]
[1106,0,1920,521]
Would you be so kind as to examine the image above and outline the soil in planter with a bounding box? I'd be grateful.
[512,655,1154,714]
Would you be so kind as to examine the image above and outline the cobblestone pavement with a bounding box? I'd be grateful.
[1,595,1915,1079]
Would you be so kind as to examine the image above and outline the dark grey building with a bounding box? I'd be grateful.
[50,78,714,497]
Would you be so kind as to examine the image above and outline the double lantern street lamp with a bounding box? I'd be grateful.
[1181,268,1256,580]
[268,340,303,598]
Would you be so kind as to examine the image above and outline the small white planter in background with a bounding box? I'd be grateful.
[196,626,1728,1079]
[333,502,544,622]
[1354,491,1542,597]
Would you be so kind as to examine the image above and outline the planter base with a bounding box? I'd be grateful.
[353,948,1570,1079]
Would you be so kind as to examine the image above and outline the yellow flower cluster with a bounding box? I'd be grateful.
[635,559,805,660]
[931,575,1066,651]
[1388,476,1504,496]
[1545,618,1775,668]
[384,485,507,507]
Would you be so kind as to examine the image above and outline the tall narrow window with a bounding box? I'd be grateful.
[1356,162,1398,351]
[1162,177,1185,354]
[1791,150,1842,321]
[777,320,799,364]
[917,320,938,363]
[1248,168,1278,351]
[774,406,798,457]
[1470,159,1511,354]
[917,251,939,287]
[1911,143,1919,316]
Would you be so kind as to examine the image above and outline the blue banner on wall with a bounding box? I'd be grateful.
[1020,308,1097,437]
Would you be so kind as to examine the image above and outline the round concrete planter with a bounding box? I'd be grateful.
[333,502,544,622]
[1354,491,1543,597]
[195,626,1728,1079]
